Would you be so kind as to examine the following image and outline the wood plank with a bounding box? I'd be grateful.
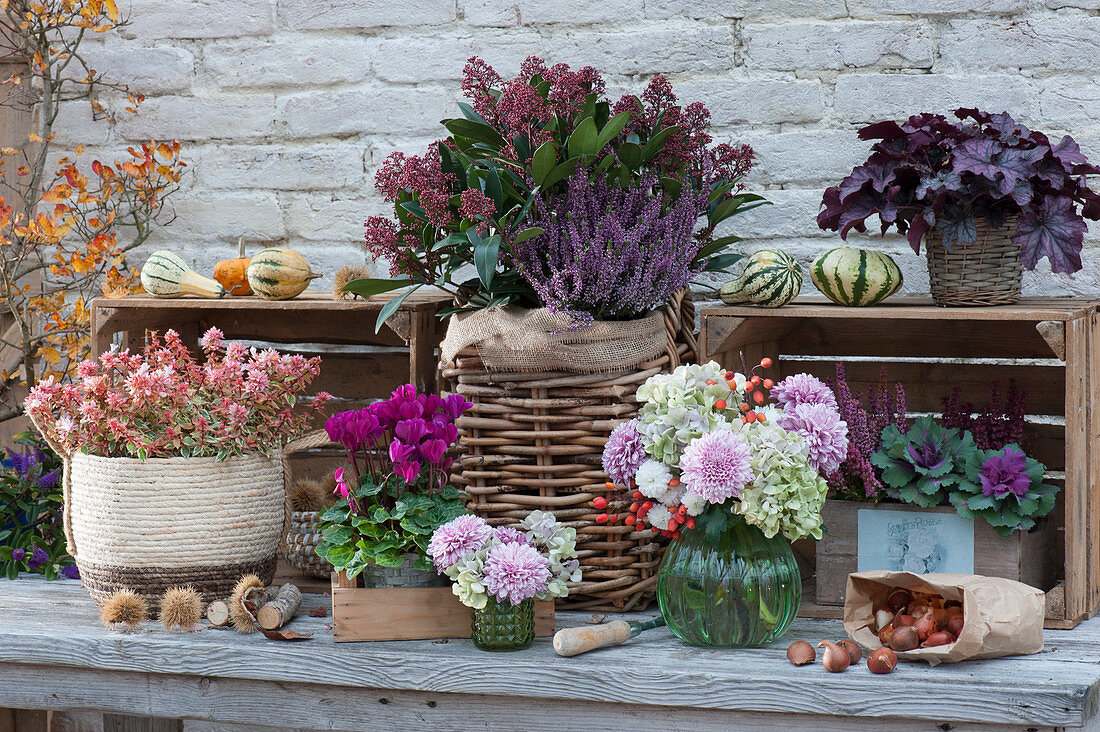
[331,584,554,642]
[1,577,1098,727]
[699,297,1098,322]
[1089,311,1100,616]
[103,716,180,732]
[1065,316,1090,622]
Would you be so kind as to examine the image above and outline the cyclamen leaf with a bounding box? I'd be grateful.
[1013,195,1086,274]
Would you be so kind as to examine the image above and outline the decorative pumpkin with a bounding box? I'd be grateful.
[719,249,803,308]
[811,246,903,307]
[246,247,322,300]
[214,238,252,296]
[141,251,226,299]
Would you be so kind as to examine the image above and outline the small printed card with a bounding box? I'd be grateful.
[857,508,975,575]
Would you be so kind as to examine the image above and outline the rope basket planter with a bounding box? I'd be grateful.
[441,290,697,612]
[34,422,322,609]
[926,216,1022,306]
[281,511,331,580]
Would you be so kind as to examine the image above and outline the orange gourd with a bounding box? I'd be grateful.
[214,238,252,295]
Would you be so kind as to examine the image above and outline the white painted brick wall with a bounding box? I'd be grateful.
[51,0,1100,296]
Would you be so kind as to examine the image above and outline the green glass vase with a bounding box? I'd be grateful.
[471,597,534,651]
[656,513,801,647]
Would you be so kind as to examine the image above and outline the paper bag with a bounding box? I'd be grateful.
[844,571,1044,666]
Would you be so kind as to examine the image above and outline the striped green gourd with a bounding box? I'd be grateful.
[246,247,322,300]
[140,250,226,298]
[810,246,903,307]
[719,249,803,308]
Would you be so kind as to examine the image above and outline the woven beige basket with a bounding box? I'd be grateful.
[926,216,1021,306]
[31,420,324,609]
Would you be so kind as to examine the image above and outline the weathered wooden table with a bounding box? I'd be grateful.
[1,576,1099,731]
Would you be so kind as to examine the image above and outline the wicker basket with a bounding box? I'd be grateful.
[926,217,1021,306]
[32,424,322,609]
[441,291,697,612]
[282,510,331,580]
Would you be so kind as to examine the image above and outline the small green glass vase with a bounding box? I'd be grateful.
[656,512,801,647]
[471,596,535,651]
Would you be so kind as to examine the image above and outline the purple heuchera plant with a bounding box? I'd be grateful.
[513,169,709,326]
[818,109,1100,273]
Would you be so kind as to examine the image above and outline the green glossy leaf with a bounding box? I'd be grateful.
[375,285,420,333]
[443,118,507,148]
[342,278,410,298]
[568,117,598,158]
[484,169,504,214]
[322,525,356,546]
[541,157,580,191]
[532,141,558,187]
[618,142,642,170]
[457,101,491,125]
[640,125,679,163]
[594,111,631,153]
[512,227,544,245]
[472,231,501,290]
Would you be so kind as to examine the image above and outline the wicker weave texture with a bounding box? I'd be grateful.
[442,292,697,612]
[281,510,332,580]
[926,217,1022,306]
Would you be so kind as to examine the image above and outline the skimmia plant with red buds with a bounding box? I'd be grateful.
[353,56,762,330]
[315,386,473,576]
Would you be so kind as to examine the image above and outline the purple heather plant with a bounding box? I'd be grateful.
[818,109,1100,273]
[513,170,710,326]
[941,380,1027,451]
[828,364,908,501]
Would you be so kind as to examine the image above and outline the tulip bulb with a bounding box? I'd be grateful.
[867,647,898,674]
[786,640,815,666]
[888,625,919,652]
[837,639,862,665]
[818,641,851,672]
[874,607,895,632]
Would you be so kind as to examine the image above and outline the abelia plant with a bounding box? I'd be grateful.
[315,386,472,576]
[950,444,1058,536]
[818,109,1100,273]
[871,417,976,508]
[354,56,761,329]
[23,328,329,460]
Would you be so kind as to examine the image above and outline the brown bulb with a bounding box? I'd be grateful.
[894,613,916,627]
[786,640,815,666]
[877,623,895,646]
[914,610,937,641]
[946,613,965,636]
[923,631,956,647]
[886,589,911,613]
[836,639,862,665]
[888,625,919,652]
[818,641,851,672]
[867,647,898,674]
[874,607,895,632]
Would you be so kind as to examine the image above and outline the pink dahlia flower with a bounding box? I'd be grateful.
[771,373,837,411]
[778,402,849,475]
[483,541,551,604]
[493,526,531,546]
[602,419,646,485]
[679,430,754,504]
[429,514,493,571]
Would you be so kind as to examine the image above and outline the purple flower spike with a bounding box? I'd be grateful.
[37,468,60,490]
[12,548,25,562]
[61,564,80,580]
[28,547,48,569]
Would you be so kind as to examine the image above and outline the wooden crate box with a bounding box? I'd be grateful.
[331,571,555,642]
[701,297,1099,629]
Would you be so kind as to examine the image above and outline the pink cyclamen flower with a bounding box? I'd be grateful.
[395,460,421,484]
[777,402,849,475]
[419,438,448,466]
[483,541,551,605]
[679,429,754,504]
[429,514,493,571]
[333,467,350,499]
[771,373,838,411]
[602,419,647,485]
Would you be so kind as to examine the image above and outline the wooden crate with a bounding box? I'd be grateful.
[88,290,451,483]
[331,571,555,642]
[701,296,1100,629]
[815,499,1058,605]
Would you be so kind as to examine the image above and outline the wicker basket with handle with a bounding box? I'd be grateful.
[440,290,697,612]
[926,216,1021,306]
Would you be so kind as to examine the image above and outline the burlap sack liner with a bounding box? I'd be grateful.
[441,305,667,374]
[844,570,1045,666]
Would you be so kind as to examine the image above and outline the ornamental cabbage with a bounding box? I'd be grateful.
[871,416,976,508]
[949,444,1059,536]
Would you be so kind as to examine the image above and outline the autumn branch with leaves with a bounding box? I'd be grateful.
[0,0,186,423]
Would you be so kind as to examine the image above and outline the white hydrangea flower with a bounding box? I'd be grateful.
[635,459,672,499]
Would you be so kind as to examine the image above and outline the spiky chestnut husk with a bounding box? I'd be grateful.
[290,477,328,513]
[159,586,203,631]
[332,265,371,300]
[230,574,264,634]
[100,589,147,631]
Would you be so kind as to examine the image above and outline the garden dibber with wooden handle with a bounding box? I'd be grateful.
[553,617,666,657]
